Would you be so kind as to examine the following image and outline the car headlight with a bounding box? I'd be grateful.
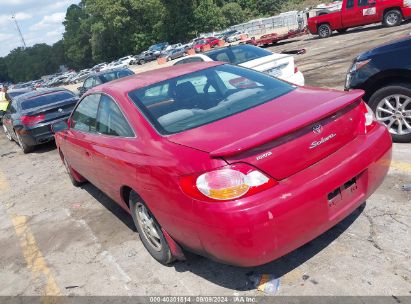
[349,59,371,73]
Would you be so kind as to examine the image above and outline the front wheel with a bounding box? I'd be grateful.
[63,156,84,187]
[130,191,175,265]
[383,9,402,27]
[368,84,411,143]
[318,24,332,38]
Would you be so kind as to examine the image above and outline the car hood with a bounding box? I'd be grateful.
[357,35,411,61]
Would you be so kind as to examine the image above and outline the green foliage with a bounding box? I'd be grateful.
[1,0,311,82]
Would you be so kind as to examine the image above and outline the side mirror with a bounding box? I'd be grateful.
[51,120,69,133]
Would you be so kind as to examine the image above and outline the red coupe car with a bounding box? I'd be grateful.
[193,37,220,52]
[53,62,392,267]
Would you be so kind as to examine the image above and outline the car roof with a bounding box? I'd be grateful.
[89,61,223,95]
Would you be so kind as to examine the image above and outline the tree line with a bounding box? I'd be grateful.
[1,0,305,83]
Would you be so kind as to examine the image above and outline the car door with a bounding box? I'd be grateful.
[357,0,379,24]
[341,0,364,27]
[87,94,137,205]
[63,94,100,182]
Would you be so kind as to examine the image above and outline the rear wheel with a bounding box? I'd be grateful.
[16,133,34,153]
[3,125,12,141]
[318,24,332,38]
[368,84,411,143]
[139,59,145,65]
[383,9,402,27]
[129,191,174,265]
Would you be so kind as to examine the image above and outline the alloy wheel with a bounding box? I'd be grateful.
[135,203,162,252]
[375,94,411,135]
[386,12,399,26]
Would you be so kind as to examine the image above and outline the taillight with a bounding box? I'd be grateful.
[179,163,277,201]
[21,114,45,126]
[360,102,377,133]
[294,66,299,74]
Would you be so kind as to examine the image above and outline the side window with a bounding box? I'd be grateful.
[71,94,100,133]
[96,95,134,137]
[83,77,94,89]
[346,0,355,8]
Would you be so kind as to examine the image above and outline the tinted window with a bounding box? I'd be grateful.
[347,0,355,8]
[71,94,100,133]
[20,92,75,110]
[174,57,204,65]
[8,91,29,98]
[100,69,133,83]
[207,45,272,65]
[128,64,294,135]
[358,0,371,6]
[96,95,134,137]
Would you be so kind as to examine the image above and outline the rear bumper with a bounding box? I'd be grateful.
[17,117,69,146]
[187,124,391,266]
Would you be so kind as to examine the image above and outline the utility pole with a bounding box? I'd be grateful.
[11,13,27,49]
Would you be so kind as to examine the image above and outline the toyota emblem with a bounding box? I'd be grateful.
[312,124,323,134]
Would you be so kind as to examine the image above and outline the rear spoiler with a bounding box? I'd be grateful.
[210,89,365,158]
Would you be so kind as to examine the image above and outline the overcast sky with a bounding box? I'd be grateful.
[0,0,79,57]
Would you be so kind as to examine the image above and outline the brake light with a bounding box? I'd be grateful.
[294,66,299,74]
[21,114,45,126]
[179,163,277,201]
[360,101,377,133]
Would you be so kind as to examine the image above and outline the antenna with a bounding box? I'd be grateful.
[11,13,27,49]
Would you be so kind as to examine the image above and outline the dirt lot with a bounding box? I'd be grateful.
[1,23,411,297]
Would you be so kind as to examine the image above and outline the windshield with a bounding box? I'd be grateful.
[206,45,272,65]
[21,92,75,110]
[8,91,30,98]
[128,64,294,135]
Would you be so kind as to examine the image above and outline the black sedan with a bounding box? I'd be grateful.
[78,68,134,96]
[2,88,78,153]
[345,35,411,143]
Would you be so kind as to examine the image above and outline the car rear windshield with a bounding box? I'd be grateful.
[100,69,134,83]
[8,91,29,98]
[21,91,75,110]
[206,45,272,65]
[128,64,294,135]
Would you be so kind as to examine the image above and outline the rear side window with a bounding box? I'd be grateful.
[71,94,100,133]
[346,0,355,8]
[20,92,75,110]
[96,95,134,137]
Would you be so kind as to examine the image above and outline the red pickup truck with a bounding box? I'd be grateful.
[308,0,411,38]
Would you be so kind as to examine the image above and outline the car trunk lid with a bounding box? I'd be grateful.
[167,87,365,180]
[22,98,78,124]
[240,53,296,82]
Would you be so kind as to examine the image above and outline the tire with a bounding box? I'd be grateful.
[3,125,13,141]
[368,84,411,143]
[16,133,34,153]
[318,24,332,38]
[383,9,402,27]
[337,28,347,34]
[139,59,145,65]
[129,191,175,265]
[63,156,83,187]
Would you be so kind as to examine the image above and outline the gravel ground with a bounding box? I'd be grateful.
[0,22,410,297]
